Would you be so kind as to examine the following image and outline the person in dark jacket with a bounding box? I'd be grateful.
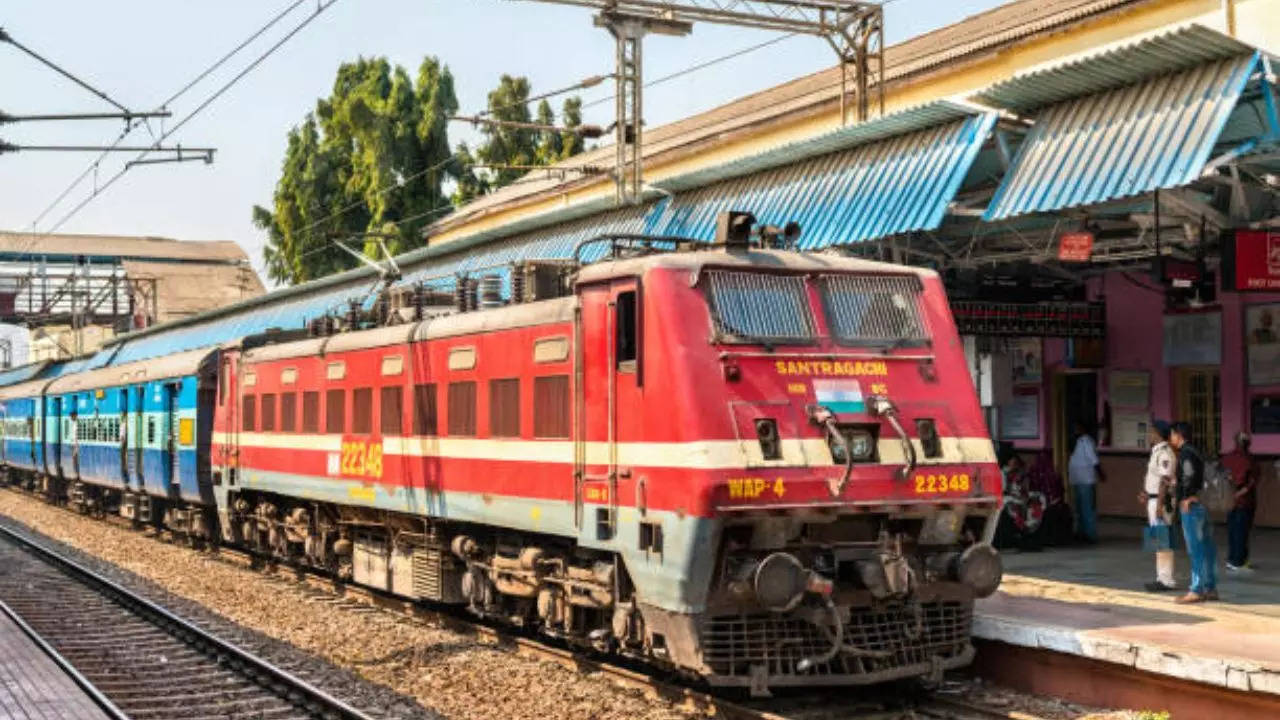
[1223,431,1261,570]
[1170,422,1218,603]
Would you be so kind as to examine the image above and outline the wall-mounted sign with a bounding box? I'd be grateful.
[1108,370,1151,409]
[1223,229,1280,292]
[1058,231,1094,262]
[1111,410,1152,450]
[952,301,1105,338]
[1162,311,1221,366]
[1000,391,1040,440]
[1011,338,1042,384]
[1251,395,1280,434]
[1246,303,1280,386]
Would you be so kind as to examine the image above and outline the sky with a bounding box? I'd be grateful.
[2,0,1005,290]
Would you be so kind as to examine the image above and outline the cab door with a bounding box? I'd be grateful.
[577,277,643,541]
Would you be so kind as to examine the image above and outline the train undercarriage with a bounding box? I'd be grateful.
[0,470,999,695]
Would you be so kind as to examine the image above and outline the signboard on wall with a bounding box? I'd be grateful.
[1011,338,1042,384]
[1111,411,1151,450]
[1057,231,1094,262]
[1000,391,1039,440]
[952,301,1105,337]
[1222,229,1280,292]
[1162,312,1221,366]
[1252,395,1280,435]
[1246,303,1280,386]
[1108,370,1151,409]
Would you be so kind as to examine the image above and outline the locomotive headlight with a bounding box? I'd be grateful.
[956,543,1002,598]
[753,552,807,613]
[830,428,875,465]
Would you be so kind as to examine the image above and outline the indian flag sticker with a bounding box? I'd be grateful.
[813,379,865,414]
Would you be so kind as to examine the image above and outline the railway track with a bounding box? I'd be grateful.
[0,487,1046,720]
[0,522,375,720]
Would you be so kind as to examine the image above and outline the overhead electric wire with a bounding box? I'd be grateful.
[43,0,340,234]
[0,27,132,113]
[25,0,311,232]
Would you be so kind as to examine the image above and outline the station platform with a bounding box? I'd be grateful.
[974,517,1280,709]
[0,604,111,720]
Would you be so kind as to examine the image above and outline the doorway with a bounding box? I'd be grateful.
[1051,371,1098,474]
[1174,368,1221,456]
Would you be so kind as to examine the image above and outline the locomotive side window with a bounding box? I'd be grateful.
[533,375,570,439]
[352,387,373,434]
[447,382,477,436]
[489,379,520,438]
[302,391,320,433]
[242,395,256,432]
[704,270,816,344]
[280,392,297,432]
[413,384,438,436]
[380,386,403,435]
[260,393,277,432]
[615,291,638,368]
[325,389,345,434]
[818,274,927,346]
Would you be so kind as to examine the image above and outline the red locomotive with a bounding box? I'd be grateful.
[211,213,1002,694]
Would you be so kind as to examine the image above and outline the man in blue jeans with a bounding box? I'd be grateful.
[1067,421,1104,543]
[1169,422,1218,603]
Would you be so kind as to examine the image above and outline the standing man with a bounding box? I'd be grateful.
[1142,421,1177,592]
[1170,422,1219,603]
[1223,431,1260,571]
[1068,421,1105,544]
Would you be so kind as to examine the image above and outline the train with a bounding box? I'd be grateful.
[0,212,1003,695]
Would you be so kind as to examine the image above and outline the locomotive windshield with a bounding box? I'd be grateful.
[704,270,817,343]
[818,273,928,346]
[703,268,928,346]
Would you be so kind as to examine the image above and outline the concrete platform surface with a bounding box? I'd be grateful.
[977,517,1280,695]
[0,605,111,720]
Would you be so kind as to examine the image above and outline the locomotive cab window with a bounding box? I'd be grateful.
[615,290,638,370]
[704,270,816,344]
[818,274,928,347]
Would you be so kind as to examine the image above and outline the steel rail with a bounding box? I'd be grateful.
[0,522,376,720]
[0,598,131,720]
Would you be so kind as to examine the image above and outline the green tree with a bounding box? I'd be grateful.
[254,56,459,285]
[474,74,537,189]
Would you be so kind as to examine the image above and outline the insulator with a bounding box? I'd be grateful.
[454,276,468,313]
[478,274,504,309]
[510,263,526,304]
[466,278,479,312]
[346,301,360,331]
[412,283,426,320]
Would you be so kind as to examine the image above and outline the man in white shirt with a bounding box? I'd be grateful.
[1141,420,1176,591]
[1067,421,1104,543]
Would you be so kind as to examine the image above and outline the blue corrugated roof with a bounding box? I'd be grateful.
[0,361,49,386]
[648,113,996,249]
[982,52,1259,221]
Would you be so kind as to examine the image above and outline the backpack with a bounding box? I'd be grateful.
[1202,460,1234,512]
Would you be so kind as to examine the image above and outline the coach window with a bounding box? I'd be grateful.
[325,389,345,434]
[413,383,437,436]
[616,290,638,370]
[489,378,520,438]
[302,391,320,433]
[533,375,570,439]
[447,381,476,436]
[261,393,277,432]
[280,392,297,432]
[381,386,403,435]
[352,387,373,435]
[242,395,257,432]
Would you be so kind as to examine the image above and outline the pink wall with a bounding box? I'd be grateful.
[1006,270,1280,456]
